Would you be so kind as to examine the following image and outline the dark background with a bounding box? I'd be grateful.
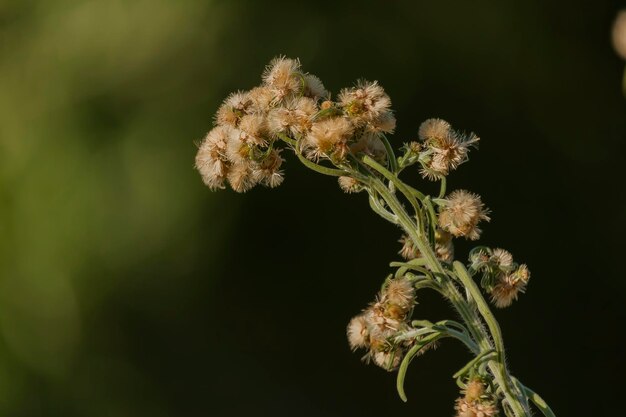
[0,0,625,416]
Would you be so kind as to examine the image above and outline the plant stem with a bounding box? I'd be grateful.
[366,174,530,417]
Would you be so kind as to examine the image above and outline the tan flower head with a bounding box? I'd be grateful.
[338,176,363,193]
[267,96,317,137]
[490,264,530,308]
[251,149,284,188]
[454,397,498,417]
[339,80,394,132]
[418,118,479,180]
[439,190,490,240]
[303,74,329,100]
[195,125,233,190]
[262,56,303,102]
[347,315,370,351]
[247,86,275,114]
[215,91,252,127]
[226,160,256,193]
[383,277,416,311]
[304,117,354,160]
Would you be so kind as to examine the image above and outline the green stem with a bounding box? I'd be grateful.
[380,133,398,173]
[438,176,447,198]
[453,262,529,416]
[517,381,556,417]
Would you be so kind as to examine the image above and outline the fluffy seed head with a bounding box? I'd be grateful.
[383,278,416,311]
[195,125,233,189]
[262,56,302,102]
[267,97,317,137]
[439,190,490,240]
[491,248,514,270]
[418,118,479,179]
[251,149,284,188]
[347,315,370,351]
[304,117,354,160]
[419,118,451,142]
[215,91,251,127]
[339,80,394,131]
[247,86,275,114]
[227,160,256,193]
[238,113,269,146]
[372,348,403,371]
[303,74,329,100]
[490,264,530,308]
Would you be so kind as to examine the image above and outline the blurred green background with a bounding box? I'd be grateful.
[0,0,624,416]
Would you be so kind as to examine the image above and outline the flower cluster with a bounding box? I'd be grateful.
[346,277,417,371]
[195,56,395,193]
[469,247,531,308]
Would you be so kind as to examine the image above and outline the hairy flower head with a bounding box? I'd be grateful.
[418,118,479,179]
[439,190,490,240]
[195,125,233,190]
[304,117,354,160]
[339,80,394,132]
[347,315,370,351]
[338,176,363,193]
[454,397,498,417]
[215,91,252,127]
[267,96,317,137]
[262,56,303,102]
[490,264,530,308]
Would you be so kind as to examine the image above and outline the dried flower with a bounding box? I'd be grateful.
[454,397,498,417]
[215,91,251,127]
[267,97,317,137]
[262,56,303,102]
[490,264,530,308]
[347,315,370,351]
[339,80,394,132]
[418,118,479,179]
[439,190,490,240]
[303,74,328,100]
[195,125,233,190]
[251,149,284,188]
[338,176,363,193]
[303,117,354,160]
[384,277,416,311]
[247,86,275,114]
